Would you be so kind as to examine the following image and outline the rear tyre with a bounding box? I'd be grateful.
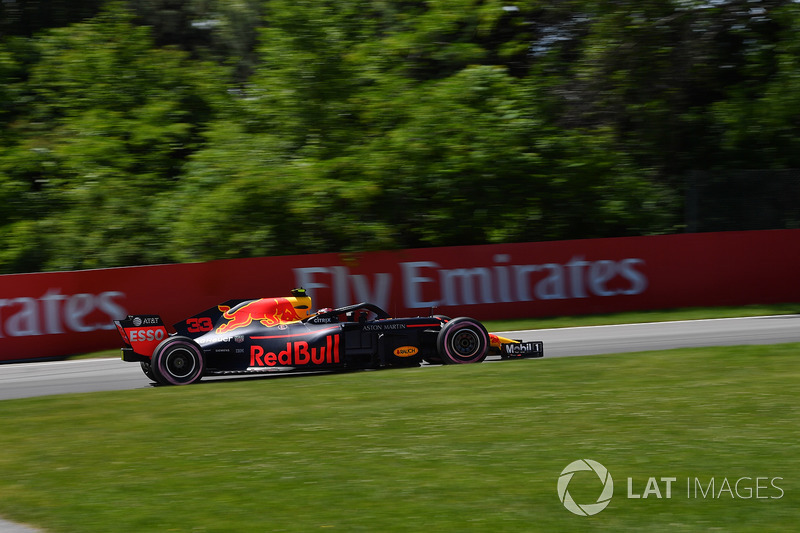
[151,337,205,385]
[436,317,489,364]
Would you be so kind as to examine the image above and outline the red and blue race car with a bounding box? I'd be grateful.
[114,289,544,385]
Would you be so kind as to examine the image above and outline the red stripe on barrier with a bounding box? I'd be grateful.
[2,230,799,361]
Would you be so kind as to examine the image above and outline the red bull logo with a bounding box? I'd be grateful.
[250,335,341,367]
[216,297,310,334]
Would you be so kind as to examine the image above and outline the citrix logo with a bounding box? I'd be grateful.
[558,459,614,516]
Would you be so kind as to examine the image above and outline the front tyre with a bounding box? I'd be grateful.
[151,337,205,385]
[436,317,489,364]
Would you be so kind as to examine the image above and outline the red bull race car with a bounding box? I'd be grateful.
[114,289,544,386]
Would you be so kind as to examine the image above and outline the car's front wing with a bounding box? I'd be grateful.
[499,340,544,359]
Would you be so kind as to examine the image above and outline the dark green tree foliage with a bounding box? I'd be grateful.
[546,0,797,185]
[0,6,227,271]
[1,1,799,273]
[0,0,105,37]
[175,0,672,256]
[711,3,800,169]
[126,0,264,79]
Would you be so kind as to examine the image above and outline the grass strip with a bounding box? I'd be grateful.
[1,343,799,532]
[482,302,800,331]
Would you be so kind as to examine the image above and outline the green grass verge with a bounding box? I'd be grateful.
[482,302,800,332]
[2,344,799,532]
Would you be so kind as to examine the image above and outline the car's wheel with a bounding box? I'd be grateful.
[151,337,205,385]
[140,360,156,382]
[436,317,489,364]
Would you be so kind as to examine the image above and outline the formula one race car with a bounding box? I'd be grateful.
[114,289,544,385]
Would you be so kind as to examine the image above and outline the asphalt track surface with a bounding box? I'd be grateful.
[2,315,800,402]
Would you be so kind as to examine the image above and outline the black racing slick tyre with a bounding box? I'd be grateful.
[436,317,489,364]
[151,336,205,386]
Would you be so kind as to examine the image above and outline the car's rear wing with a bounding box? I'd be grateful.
[114,315,169,360]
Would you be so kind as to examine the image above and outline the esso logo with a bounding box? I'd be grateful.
[129,328,166,343]
[393,346,419,357]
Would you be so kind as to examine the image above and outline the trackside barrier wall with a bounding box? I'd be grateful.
[1,230,799,362]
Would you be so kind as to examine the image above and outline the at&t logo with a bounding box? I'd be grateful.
[557,459,614,516]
